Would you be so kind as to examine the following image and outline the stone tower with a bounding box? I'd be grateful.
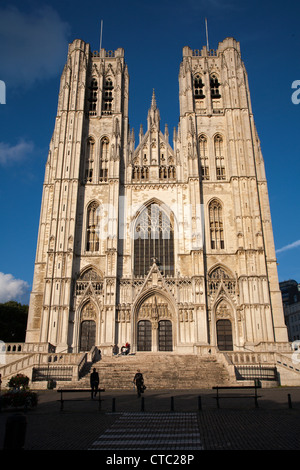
[25,37,288,354]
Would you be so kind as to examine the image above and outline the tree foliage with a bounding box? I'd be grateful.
[0,301,28,342]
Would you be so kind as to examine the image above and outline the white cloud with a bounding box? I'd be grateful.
[276,240,300,254]
[0,272,30,303]
[0,139,34,165]
[0,5,70,87]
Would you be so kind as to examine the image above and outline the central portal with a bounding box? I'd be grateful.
[136,293,174,352]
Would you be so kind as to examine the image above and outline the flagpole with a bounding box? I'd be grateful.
[205,18,209,51]
[99,20,103,55]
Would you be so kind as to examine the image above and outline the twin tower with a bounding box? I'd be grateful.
[25,37,288,355]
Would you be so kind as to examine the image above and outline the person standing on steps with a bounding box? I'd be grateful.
[133,370,145,398]
[90,367,99,399]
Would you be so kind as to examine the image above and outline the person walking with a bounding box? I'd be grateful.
[133,370,145,397]
[90,368,99,399]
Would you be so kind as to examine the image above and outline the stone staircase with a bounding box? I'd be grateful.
[67,353,234,390]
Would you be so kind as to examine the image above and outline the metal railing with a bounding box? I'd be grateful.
[235,364,278,381]
[32,366,73,382]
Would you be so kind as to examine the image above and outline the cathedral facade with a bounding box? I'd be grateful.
[25,37,288,355]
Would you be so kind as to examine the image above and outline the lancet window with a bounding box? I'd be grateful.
[209,200,225,250]
[214,134,226,180]
[85,137,95,183]
[99,137,109,181]
[134,203,174,277]
[194,74,205,99]
[86,202,101,252]
[102,77,113,115]
[199,134,209,180]
[88,78,98,115]
[210,74,221,99]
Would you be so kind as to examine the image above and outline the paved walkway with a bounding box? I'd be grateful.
[1,387,300,453]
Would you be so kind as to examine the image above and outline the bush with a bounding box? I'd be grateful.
[7,373,29,390]
[0,390,38,409]
[0,373,38,409]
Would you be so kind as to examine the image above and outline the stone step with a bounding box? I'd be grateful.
[65,353,233,390]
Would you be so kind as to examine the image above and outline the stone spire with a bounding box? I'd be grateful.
[147,89,160,131]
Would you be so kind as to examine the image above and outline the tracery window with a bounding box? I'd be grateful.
[194,74,205,99]
[86,202,100,252]
[210,74,221,99]
[208,266,235,295]
[134,203,174,277]
[99,137,109,181]
[85,137,95,183]
[214,134,226,180]
[209,200,225,250]
[76,268,103,295]
[88,78,98,115]
[199,134,209,180]
[102,77,113,115]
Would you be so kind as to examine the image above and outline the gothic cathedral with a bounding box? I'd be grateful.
[25,37,288,355]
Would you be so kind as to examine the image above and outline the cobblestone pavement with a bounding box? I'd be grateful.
[1,387,300,452]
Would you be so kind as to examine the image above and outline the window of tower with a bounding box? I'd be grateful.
[209,200,225,250]
[88,78,98,116]
[199,134,209,180]
[214,134,226,180]
[85,137,95,183]
[99,137,109,181]
[194,74,205,99]
[86,202,101,252]
[102,77,114,115]
[210,74,221,98]
[134,203,174,277]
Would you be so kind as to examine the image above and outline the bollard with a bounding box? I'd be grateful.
[198,396,202,411]
[288,393,292,409]
[3,413,27,450]
[170,396,174,411]
[112,397,116,412]
[141,396,145,411]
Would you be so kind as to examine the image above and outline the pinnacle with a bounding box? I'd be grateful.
[151,89,157,109]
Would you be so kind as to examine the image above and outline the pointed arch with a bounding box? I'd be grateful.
[210,73,221,98]
[88,78,98,115]
[208,264,236,296]
[102,76,114,115]
[85,136,95,183]
[214,133,226,180]
[193,73,205,99]
[99,136,109,181]
[198,133,209,180]
[132,288,176,353]
[133,200,175,277]
[76,265,103,296]
[86,201,101,252]
[208,199,225,250]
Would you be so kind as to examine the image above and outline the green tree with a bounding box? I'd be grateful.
[0,301,28,342]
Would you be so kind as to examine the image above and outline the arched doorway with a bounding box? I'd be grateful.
[137,320,152,351]
[135,292,174,352]
[158,320,173,351]
[80,320,96,351]
[216,319,233,351]
[79,300,98,351]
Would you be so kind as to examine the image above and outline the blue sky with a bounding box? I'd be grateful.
[0,0,299,304]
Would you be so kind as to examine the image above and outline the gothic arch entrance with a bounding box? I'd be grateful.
[134,292,174,352]
[79,301,98,351]
[216,319,233,351]
[80,320,96,351]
